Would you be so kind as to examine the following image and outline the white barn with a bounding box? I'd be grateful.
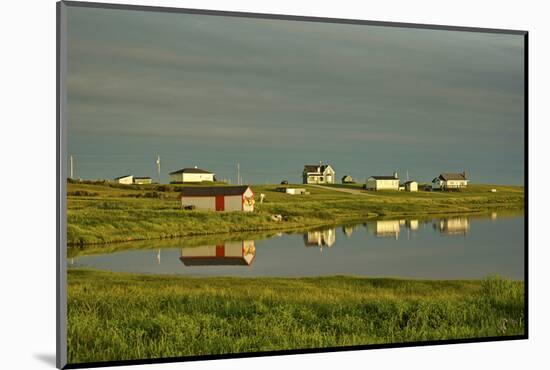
[366,173,399,191]
[170,167,215,183]
[303,163,335,184]
[114,175,133,184]
[432,172,469,190]
[180,186,254,212]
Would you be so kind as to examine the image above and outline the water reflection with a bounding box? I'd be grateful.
[68,212,524,279]
[372,220,401,239]
[180,240,256,266]
[303,229,336,248]
[342,225,356,237]
[434,217,470,236]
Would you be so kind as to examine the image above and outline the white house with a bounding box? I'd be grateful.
[114,175,133,184]
[404,181,418,192]
[366,172,399,190]
[303,163,335,184]
[170,166,215,183]
[180,186,254,212]
[432,172,469,190]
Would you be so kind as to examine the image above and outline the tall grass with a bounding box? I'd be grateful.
[67,270,525,364]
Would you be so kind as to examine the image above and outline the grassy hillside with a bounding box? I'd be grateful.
[67,269,525,364]
[67,182,524,245]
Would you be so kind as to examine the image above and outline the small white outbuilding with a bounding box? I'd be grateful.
[404,181,418,192]
[114,175,133,184]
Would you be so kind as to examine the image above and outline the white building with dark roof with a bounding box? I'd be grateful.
[114,174,133,184]
[180,186,254,212]
[366,172,399,190]
[169,166,215,183]
[432,172,469,190]
[302,163,335,184]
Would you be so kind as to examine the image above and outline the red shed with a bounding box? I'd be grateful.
[180,186,254,212]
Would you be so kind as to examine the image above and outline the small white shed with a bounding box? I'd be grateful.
[404,181,418,192]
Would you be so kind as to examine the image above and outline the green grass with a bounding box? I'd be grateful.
[67,182,524,245]
[67,269,525,364]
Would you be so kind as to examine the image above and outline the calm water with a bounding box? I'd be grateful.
[69,213,525,280]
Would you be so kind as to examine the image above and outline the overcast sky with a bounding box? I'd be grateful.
[67,6,525,184]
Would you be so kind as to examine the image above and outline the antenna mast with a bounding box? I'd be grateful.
[70,155,74,179]
[156,155,161,184]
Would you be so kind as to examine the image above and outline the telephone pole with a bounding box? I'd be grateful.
[69,155,74,179]
[156,155,161,184]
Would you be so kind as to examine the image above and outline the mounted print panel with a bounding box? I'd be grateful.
[57,1,527,368]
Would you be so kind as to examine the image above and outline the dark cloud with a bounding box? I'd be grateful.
[67,6,524,184]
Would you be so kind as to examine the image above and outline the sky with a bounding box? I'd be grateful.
[66,6,525,185]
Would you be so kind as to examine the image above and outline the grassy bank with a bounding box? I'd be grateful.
[67,182,524,245]
[67,269,525,364]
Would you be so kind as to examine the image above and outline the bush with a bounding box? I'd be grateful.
[67,190,99,197]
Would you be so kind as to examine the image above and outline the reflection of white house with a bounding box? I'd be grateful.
[180,240,256,266]
[303,163,335,184]
[404,181,418,192]
[436,217,470,235]
[406,219,419,230]
[114,175,133,184]
[375,220,401,239]
[303,229,336,247]
[181,186,254,212]
[432,172,469,190]
[366,173,399,190]
[342,225,355,237]
[170,166,215,183]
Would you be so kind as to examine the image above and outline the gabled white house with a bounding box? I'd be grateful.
[114,174,133,184]
[170,166,215,183]
[366,172,399,190]
[432,172,469,190]
[303,163,335,184]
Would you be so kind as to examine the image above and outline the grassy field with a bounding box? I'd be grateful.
[67,181,524,245]
[67,269,525,364]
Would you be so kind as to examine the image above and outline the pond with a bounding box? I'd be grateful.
[68,212,524,280]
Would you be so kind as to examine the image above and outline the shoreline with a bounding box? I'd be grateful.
[68,208,523,248]
[67,182,524,247]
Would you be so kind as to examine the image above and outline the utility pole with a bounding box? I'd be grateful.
[156,155,161,184]
[70,155,74,179]
[237,162,240,185]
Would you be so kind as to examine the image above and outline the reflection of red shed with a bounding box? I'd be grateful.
[180,186,254,212]
[180,241,256,266]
